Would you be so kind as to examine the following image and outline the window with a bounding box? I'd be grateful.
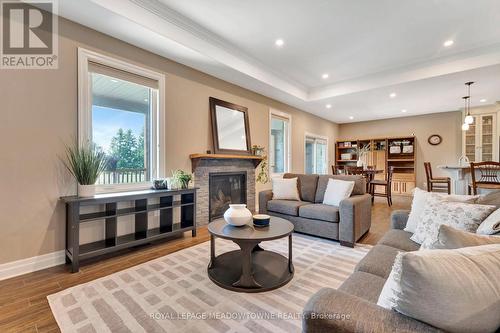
[78,48,165,192]
[305,134,328,174]
[269,111,291,174]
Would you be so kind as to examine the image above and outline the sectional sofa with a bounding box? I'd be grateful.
[259,173,372,247]
[302,210,442,332]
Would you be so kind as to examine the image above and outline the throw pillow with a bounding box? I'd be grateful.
[476,189,500,208]
[426,225,500,249]
[404,187,478,233]
[477,207,500,235]
[272,177,300,201]
[322,179,354,206]
[377,244,500,333]
[410,198,495,246]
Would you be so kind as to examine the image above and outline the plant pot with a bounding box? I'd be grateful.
[223,204,252,227]
[78,184,95,197]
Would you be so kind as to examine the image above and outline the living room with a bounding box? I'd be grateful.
[1,1,499,332]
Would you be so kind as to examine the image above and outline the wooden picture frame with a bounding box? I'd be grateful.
[210,97,252,155]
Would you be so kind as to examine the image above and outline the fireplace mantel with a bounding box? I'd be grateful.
[189,153,264,172]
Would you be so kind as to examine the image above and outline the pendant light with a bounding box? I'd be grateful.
[461,95,470,131]
[464,81,474,125]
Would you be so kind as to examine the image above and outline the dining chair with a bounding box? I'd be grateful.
[332,165,345,175]
[424,162,451,194]
[345,166,364,175]
[469,161,500,195]
[369,166,394,206]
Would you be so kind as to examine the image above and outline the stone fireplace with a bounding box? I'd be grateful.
[209,172,247,221]
[190,154,263,225]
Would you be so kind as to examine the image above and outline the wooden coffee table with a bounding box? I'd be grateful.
[207,217,294,293]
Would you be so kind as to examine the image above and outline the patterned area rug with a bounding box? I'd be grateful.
[48,234,371,333]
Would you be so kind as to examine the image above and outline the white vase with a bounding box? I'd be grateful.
[223,204,252,227]
[357,159,363,167]
[78,184,95,197]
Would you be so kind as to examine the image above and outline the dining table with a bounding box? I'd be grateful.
[335,168,384,192]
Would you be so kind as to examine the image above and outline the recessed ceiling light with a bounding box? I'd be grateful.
[325,104,332,109]
[275,39,284,47]
[401,109,407,113]
[389,92,397,98]
[349,116,354,120]
[480,98,487,103]
[443,40,454,47]
[322,73,329,79]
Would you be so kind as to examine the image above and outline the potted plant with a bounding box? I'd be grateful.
[62,143,108,197]
[171,169,192,189]
[256,149,269,184]
[251,145,265,156]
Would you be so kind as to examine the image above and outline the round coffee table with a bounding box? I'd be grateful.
[207,216,294,293]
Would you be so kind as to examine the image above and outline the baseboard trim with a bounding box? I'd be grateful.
[0,250,66,281]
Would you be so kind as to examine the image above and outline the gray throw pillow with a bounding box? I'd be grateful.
[377,244,500,333]
[476,190,500,208]
[427,225,500,249]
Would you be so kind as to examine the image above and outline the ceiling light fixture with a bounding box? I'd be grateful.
[401,109,407,113]
[322,73,329,79]
[275,39,284,47]
[443,40,454,47]
[326,104,332,109]
[464,82,474,125]
[389,92,396,98]
[349,116,354,120]
[480,98,487,103]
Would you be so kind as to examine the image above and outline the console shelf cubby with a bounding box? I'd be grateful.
[61,188,197,272]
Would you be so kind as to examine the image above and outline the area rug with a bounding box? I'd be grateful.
[48,234,371,333]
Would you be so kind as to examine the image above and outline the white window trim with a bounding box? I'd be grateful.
[304,132,329,174]
[269,109,292,176]
[77,48,166,193]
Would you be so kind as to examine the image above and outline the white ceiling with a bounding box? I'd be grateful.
[58,0,500,123]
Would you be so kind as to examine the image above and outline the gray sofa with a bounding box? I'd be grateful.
[259,173,371,247]
[302,210,442,332]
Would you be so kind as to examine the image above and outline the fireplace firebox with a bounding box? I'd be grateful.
[209,172,247,221]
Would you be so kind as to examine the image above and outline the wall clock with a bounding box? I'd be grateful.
[428,134,442,146]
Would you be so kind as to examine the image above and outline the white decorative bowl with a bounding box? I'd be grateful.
[223,204,252,226]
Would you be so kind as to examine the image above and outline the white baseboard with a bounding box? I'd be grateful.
[0,250,66,281]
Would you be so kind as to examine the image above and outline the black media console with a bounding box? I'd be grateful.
[61,188,197,272]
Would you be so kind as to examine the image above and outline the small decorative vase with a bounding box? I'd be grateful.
[356,159,363,167]
[78,184,95,197]
[224,204,252,227]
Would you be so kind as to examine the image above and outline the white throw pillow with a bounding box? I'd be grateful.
[410,198,495,247]
[377,244,500,333]
[272,177,300,201]
[404,187,479,233]
[322,179,355,206]
[477,207,500,235]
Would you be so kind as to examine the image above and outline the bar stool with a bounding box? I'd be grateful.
[424,162,451,194]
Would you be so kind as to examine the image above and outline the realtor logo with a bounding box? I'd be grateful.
[1,0,58,69]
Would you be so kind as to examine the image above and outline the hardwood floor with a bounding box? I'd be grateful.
[0,197,410,332]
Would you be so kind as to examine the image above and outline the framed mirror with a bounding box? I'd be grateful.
[210,97,251,155]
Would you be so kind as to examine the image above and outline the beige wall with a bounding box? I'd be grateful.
[0,18,338,264]
[338,111,462,188]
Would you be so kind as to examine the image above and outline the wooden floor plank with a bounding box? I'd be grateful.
[0,197,409,333]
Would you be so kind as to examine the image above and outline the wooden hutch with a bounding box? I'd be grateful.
[335,136,416,196]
